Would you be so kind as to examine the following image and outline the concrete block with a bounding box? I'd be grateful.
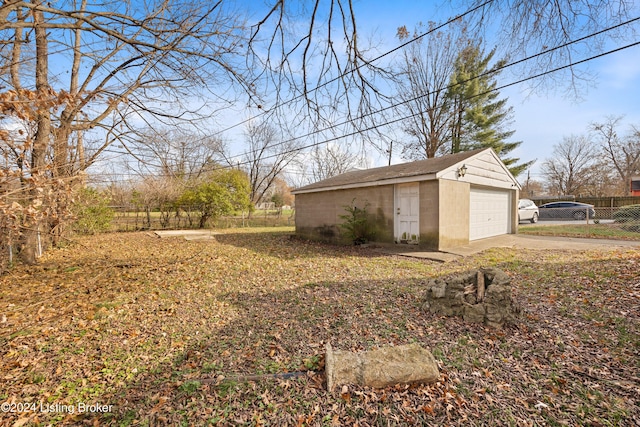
[325,343,439,392]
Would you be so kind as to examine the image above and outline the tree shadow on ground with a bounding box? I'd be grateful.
[212,230,381,260]
[80,253,640,426]
[3,232,638,426]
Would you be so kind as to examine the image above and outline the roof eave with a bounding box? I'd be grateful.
[291,173,438,195]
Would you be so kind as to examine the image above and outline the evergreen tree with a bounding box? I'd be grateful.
[447,44,533,177]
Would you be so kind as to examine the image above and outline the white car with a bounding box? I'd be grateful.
[518,199,539,223]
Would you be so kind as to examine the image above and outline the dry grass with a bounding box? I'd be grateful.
[520,223,640,240]
[1,228,638,426]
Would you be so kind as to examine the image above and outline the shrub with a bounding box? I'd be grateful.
[177,169,251,229]
[612,204,640,223]
[339,199,375,245]
[72,187,114,234]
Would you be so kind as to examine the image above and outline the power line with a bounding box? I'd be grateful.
[262,40,640,163]
[104,0,494,167]
[213,15,640,167]
[87,37,640,181]
[4,16,639,182]
[211,0,497,138]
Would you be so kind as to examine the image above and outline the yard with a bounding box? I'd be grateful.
[520,222,640,241]
[1,228,639,426]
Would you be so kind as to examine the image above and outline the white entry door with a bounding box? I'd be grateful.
[469,187,511,240]
[395,183,419,243]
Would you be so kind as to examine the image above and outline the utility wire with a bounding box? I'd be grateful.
[218,16,640,166]
[4,17,638,181]
[211,0,497,137]
[104,17,640,177]
[86,36,640,182]
[257,39,640,164]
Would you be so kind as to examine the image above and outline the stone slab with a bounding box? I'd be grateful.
[326,343,439,392]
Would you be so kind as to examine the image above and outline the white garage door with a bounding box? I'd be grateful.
[469,188,511,240]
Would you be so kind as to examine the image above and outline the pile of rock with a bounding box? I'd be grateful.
[422,268,520,328]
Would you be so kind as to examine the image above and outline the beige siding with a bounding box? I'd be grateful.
[510,188,519,234]
[437,180,470,250]
[295,186,394,243]
[418,181,439,249]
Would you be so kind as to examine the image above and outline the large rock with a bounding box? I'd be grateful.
[325,343,439,392]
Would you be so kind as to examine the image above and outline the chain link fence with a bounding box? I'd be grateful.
[109,206,295,231]
[521,205,640,240]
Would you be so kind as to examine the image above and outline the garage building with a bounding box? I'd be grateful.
[292,148,521,251]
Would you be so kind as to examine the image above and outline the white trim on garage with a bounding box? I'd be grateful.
[469,187,512,241]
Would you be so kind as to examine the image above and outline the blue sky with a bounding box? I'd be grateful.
[348,0,640,182]
[75,0,639,185]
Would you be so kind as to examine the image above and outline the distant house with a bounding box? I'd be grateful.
[631,176,640,196]
[256,201,276,210]
[291,148,521,251]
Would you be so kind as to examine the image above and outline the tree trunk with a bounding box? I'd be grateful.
[199,213,210,229]
[21,6,51,265]
[145,206,151,229]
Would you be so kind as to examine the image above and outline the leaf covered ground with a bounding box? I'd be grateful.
[1,228,639,426]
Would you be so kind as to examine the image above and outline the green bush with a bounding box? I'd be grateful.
[177,169,251,229]
[72,187,114,234]
[339,199,375,245]
[612,205,640,223]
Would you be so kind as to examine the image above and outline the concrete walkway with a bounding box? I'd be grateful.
[376,234,640,262]
[153,230,218,241]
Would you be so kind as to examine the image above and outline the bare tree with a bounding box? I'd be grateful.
[463,0,636,95]
[248,0,392,131]
[2,1,256,178]
[520,179,546,199]
[237,121,299,209]
[310,143,363,182]
[1,0,255,261]
[541,135,603,196]
[1,0,385,263]
[118,128,227,227]
[394,22,468,159]
[127,128,224,182]
[268,177,294,215]
[591,116,640,195]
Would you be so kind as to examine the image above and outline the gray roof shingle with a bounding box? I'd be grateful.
[293,148,487,193]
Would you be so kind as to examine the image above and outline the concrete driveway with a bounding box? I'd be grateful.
[378,234,640,262]
[520,219,614,226]
[445,234,640,256]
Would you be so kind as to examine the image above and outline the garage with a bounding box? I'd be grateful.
[469,187,512,240]
[292,147,520,251]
